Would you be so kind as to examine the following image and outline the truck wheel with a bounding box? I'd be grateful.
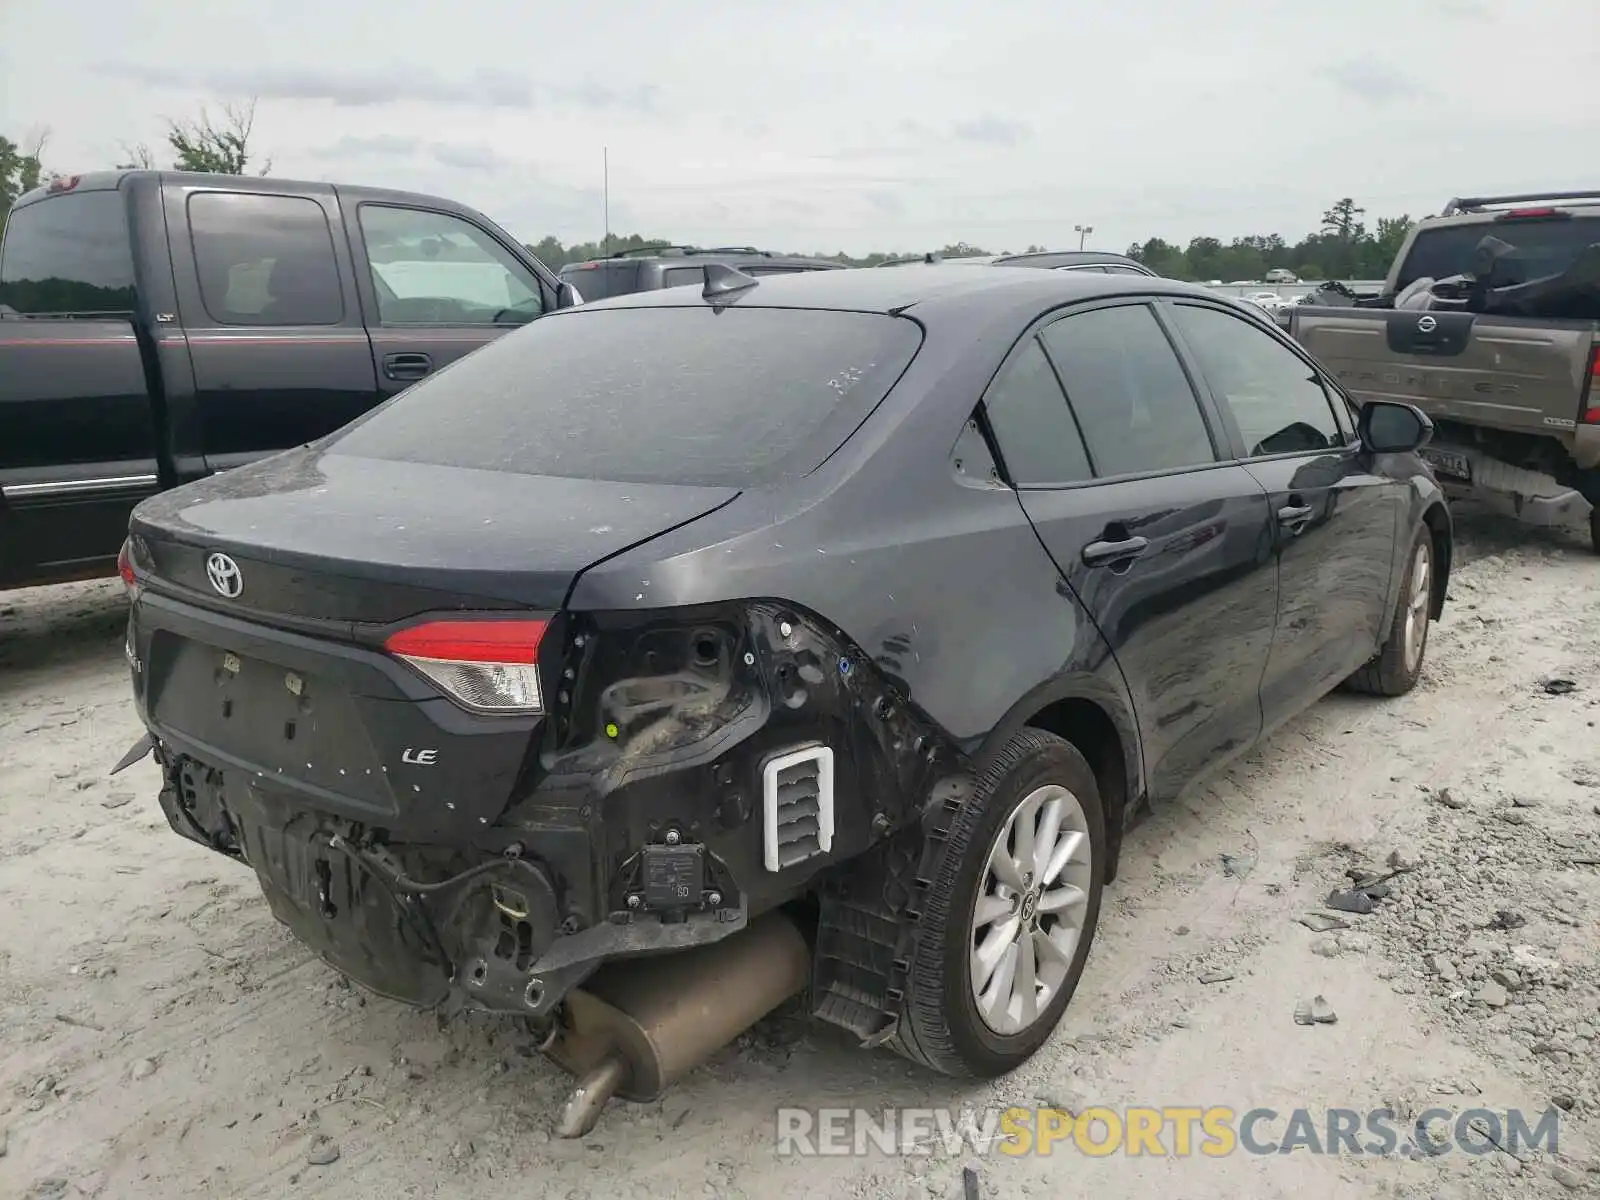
[889,728,1105,1078]
[1589,508,1600,555]
[1346,528,1433,697]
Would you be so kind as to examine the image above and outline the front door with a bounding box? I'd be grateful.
[1164,301,1402,729]
[982,301,1280,801]
[349,203,550,399]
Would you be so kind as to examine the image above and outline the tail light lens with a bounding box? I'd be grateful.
[117,538,139,600]
[1584,345,1600,424]
[384,619,548,714]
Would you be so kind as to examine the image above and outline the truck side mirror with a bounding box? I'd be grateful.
[556,281,581,308]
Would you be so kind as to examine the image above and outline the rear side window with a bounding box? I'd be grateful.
[189,192,344,325]
[1039,304,1217,477]
[1396,215,1600,291]
[558,261,639,299]
[661,267,705,289]
[1168,303,1342,457]
[0,192,136,314]
[983,338,1092,485]
[330,307,923,487]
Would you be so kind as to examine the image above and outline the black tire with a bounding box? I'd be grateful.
[1346,527,1434,697]
[888,728,1106,1078]
[1588,508,1600,555]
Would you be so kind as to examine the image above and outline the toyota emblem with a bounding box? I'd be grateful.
[205,552,243,598]
[1416,315,1438,333]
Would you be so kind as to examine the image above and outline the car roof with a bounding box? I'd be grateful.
[987,249,1149,269]
[560,247,842,272]
[567,263,1207,320]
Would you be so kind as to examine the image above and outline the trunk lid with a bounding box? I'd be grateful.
[130,444,739,624]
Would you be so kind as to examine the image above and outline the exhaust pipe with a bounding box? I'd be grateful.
[544,910,810,1137]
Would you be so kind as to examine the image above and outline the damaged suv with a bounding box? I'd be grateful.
[116,264,1450,1131]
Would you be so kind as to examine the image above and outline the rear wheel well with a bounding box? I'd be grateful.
[1024,698,1129,884]
[1422,503,1451,618]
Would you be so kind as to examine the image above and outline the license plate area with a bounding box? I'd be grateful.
[1421,447,1472,482]
[149,635,390,808]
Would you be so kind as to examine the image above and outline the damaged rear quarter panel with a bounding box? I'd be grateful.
[564,315,1145,804]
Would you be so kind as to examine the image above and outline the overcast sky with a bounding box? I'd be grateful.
[2,0,1595,255]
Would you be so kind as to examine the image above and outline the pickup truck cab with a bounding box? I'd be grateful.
[0,169,575,589]
[1286,190,1600,547]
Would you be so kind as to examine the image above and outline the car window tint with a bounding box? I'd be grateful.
[1105,264,1150,276]
[360,205,544,326]
[983,338,1092,485]
[189,193,344,326]
[330,307,923,488]
[0,191,136,314]
[661,267,705,289]
[1038,304,1216,477]
[1169,304,1342,457]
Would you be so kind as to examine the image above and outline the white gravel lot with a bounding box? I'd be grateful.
[2,504,1598,1200]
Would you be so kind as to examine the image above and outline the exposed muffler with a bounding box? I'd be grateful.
[543,910,810,1137]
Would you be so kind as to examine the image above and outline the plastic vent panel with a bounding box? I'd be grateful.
[761,745,835,872]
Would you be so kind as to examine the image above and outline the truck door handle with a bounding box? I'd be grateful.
[1081,536,1149,567]
[1277,501,1314,530]
[383,352,433,381]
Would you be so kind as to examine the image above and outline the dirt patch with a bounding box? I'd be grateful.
[2,510,1597,1199]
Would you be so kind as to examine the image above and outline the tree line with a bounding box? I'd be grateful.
[3,106,1412,283]
[528,202,1413,281]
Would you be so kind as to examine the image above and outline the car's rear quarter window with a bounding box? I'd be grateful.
[330,306,923,487]
[0,191,136,314]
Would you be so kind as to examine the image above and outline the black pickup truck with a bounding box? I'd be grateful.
[0,169,576,589]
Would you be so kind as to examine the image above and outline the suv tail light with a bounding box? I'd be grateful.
[384,619,548,714]
[117,538,139,600]
[1496,207,1568,220]
[1584,345,1600,424]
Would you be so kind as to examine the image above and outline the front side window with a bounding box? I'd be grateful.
[1039,303,1217,477]
[982,338,1092,485]
[1169,303,1342,457]
[360,205,544,326]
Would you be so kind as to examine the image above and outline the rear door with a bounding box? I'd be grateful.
[169,187,378,473]
[982,300,1280,800]
[1166,301,1401,728]
[349,203,551,398]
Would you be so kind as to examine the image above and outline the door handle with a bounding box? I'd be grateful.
[1081,536,1150,567]
[1277,501,1314,530]
[383,352,433,381]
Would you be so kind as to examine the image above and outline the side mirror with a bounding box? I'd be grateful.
[556,281,582,308]
[1358,400,1433,454]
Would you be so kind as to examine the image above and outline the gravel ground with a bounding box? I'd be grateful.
[2,503,1598,1199]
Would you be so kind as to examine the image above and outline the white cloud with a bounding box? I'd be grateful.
[2,0,1595,254]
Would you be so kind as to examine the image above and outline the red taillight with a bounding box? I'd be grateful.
[47,175,81,193]
[1497,207,1561,219]
[384,619,548,713]
[117,538,139,599]
[1585,346,1600,423]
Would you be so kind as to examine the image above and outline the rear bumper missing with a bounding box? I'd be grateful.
[153,748,757,1018]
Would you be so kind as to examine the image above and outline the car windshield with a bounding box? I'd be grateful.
[1395,215,1600,291]
[330,305,924,488]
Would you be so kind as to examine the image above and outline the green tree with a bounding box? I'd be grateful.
[166,100,270,175]
[1,132,49,231]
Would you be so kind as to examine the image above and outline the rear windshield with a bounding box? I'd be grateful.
[1395,215,1600,291]
[558,261,639,300]
[0,191,136,314]
[330,306,924,487]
